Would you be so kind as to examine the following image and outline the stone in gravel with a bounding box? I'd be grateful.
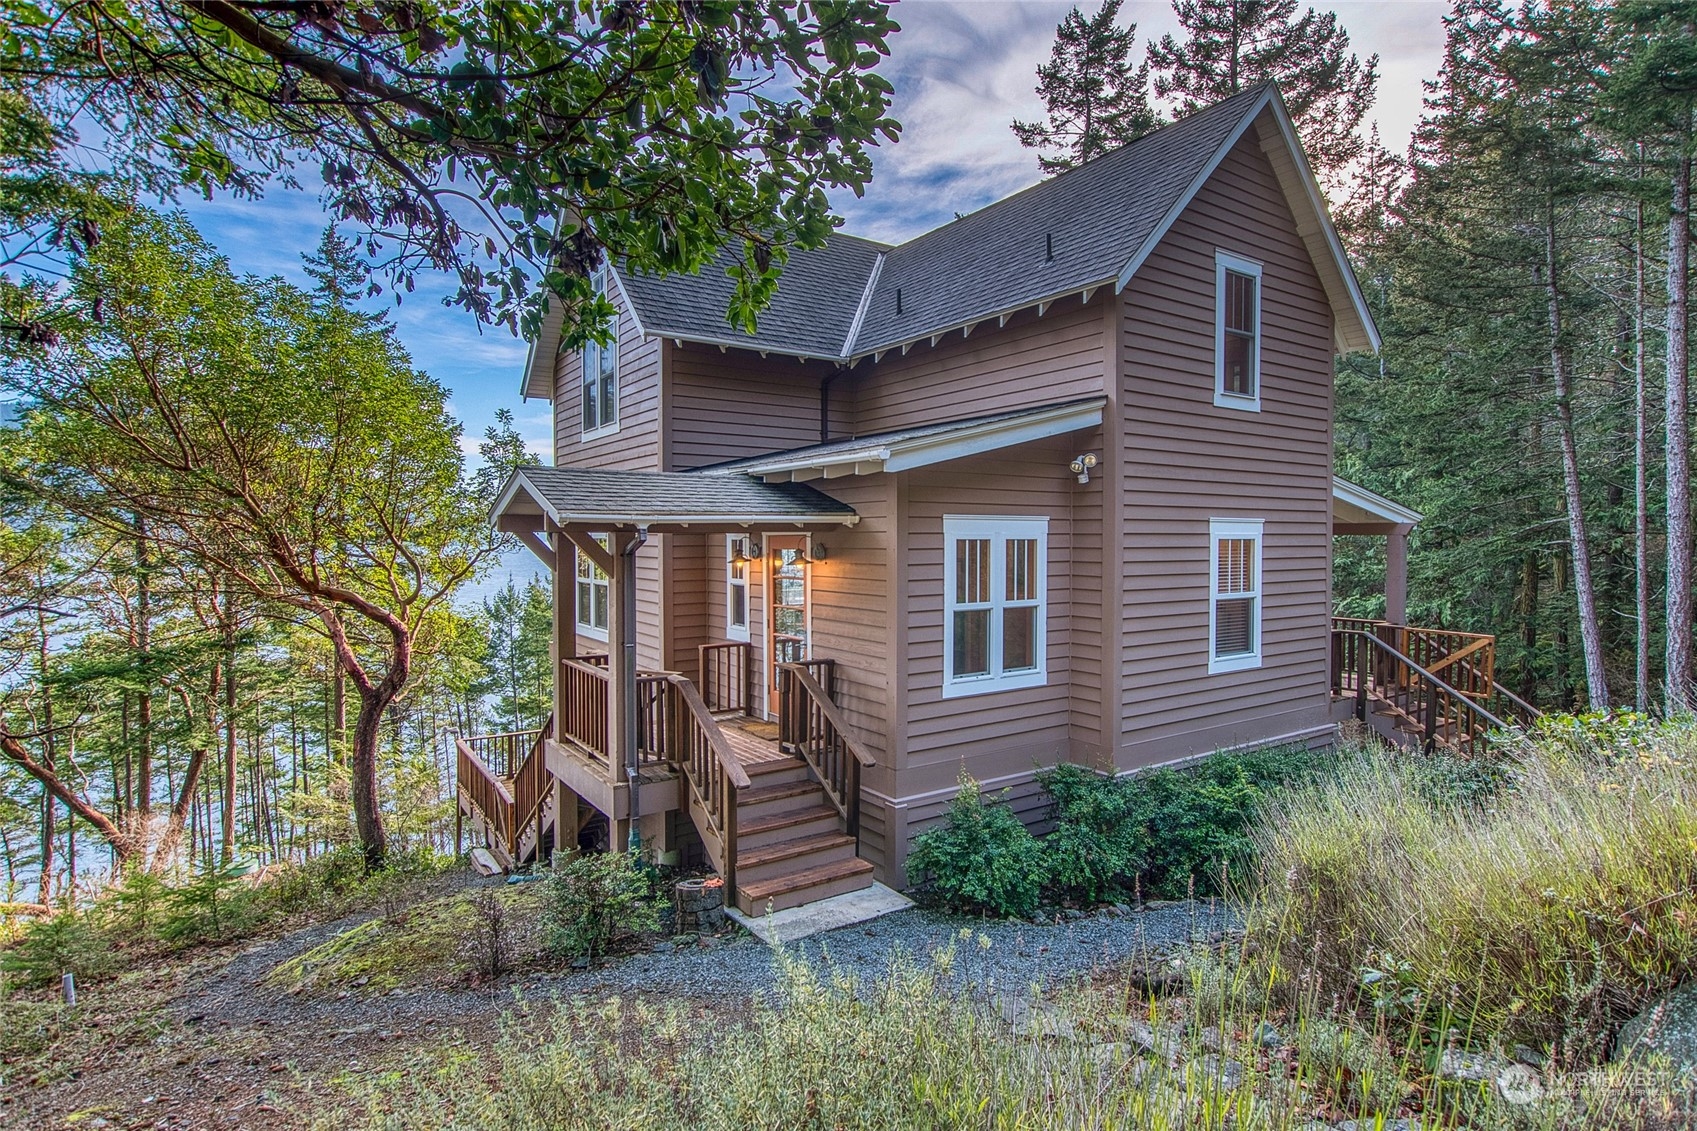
[652,942,674,954]
[1494,1062,1544,1105]
[1198,1054,1246,1089]
[1063,909,1084,921]
[999,996,1077,1040]
[1614,981,1697,1075]
[1111,903,1132,917]
[1438,1047,1505,1082]
[570,957,590,969]
[1197,1026,1224,1052]
[1254,1020,1282,1048]
[1512,1043,1545,1067]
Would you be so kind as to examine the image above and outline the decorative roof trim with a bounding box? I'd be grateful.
[717,397,1107,482]
[1333,476,1421,525]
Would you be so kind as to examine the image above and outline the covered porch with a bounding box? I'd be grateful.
[465,465,877,912]
[1332,475,1421,625]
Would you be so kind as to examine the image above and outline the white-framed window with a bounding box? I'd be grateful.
[575,535,610,640]
[581,266,619,438]
[725,535,751,642]
[1214,250,1262,411]
[1208,518,1263,673]
[942,516,1047,697]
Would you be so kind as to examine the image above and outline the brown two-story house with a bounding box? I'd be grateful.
[465,85,1421,915]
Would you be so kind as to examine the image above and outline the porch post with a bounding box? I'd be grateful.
[1385,522,1412,625]
[608,528,648,853]
[552,531,577,728]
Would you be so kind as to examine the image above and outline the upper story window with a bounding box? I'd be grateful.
[582,266,619,438]
[943,516,1047,698]
[576,535,610,639]
[1214,251,1262,411]
[1208,518,1263,674]
[726,536,751,642]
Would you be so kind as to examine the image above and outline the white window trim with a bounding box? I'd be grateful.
[1208,518,1264,674]
[580,268,621,440]
[942,515,1048,699]
[1214,250,1262,412]
[575,535,610,643]
[725,535,751,643]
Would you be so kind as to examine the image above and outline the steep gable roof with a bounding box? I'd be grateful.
[522,84,1376,399]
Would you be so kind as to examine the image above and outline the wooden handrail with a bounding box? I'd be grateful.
[657,673,748,892]
[777,662,873,835]
[458,727,543,779]
[1332,627,1517,755]
[698,641,753,715]
[456,737,515,858]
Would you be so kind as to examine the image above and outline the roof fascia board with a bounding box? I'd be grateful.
[521,302,563,401]
[1257,95,1381,353]
[1333,475,1421,524]
[1115,88,1273,296]
[549,511,859,527]
[881,401,1104,473]
[490,468,558,527]
[606,265,649,339]
[741,398,1106,479]
[644,327,849,364]
[848,280,1116,362]
[841,251,885,356]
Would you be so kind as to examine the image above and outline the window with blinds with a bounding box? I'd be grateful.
[1209,519,1263,673]
[943,517,1048,696]
[1214,251,1262,410]
[581,266,619,436]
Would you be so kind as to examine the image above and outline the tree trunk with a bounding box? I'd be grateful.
[135,525,154,817]
[150,748,210,870]
[222,623,237,864]
[1,730,137,866]
[1667,152,1692,712]
[36,600,55,904]
[1544,202,1610,708]
[350,689,392,871]
[1637,179,1654,713]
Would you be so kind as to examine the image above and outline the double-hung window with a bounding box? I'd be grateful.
[1214,251,1262,410]
[943,516,1047,697]
[1208,519,1263,673]
[725,535,751,642]
[581,266,619,437]
[575,535,610,640]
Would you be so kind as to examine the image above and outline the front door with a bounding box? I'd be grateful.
[767,534,810,704]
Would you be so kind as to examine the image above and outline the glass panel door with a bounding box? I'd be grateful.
[767,535,809,698]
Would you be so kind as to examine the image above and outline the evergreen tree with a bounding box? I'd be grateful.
[1012,0,1163,174]
[301,226,384,323]
[1146,0,1378,188]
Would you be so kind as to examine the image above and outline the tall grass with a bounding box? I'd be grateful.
[1251,731,1697,1061]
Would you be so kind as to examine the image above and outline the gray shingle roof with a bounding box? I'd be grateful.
[501,466,857,527]
[615,235,887,359]
[608,86,1273,361]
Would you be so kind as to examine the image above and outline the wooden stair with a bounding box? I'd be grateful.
[731,756,872,915]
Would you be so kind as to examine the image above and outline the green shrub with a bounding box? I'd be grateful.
[905,773,1045,918]
[1037,763,1144,904]
[158,862,261,946]
[541,852,659,962]
[1251,734,1697,1060]
[0,909,117,988]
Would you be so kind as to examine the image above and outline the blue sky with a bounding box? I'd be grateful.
[171,1,1451,602]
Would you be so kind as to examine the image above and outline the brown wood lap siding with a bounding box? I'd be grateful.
[666,343,830,468]
[1116,125,1334,769]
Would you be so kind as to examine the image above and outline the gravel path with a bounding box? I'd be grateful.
[532,898,1239,1002]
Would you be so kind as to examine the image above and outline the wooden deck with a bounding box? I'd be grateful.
[717,716,792,766]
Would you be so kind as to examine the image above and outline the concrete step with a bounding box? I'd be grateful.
[737,804,841,849]
[735,831,858,886]
[737,779,827,821]
[736,856,875,916]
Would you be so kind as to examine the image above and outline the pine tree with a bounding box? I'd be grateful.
[1146,0,1378,189]
[1011,0,1163,174]
[301,225,384,322]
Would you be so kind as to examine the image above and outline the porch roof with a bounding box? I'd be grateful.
[1333,476,1422,528]
[491,466,860,534]
[700,396,1108,483]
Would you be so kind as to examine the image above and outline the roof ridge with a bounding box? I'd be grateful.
[841,250,885,356]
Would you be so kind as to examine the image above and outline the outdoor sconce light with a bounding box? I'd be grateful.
[1069,452,1099,484]
[774,542,827,566]
[730,536,761,566]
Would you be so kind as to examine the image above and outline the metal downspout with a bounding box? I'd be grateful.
[622,526,649,853]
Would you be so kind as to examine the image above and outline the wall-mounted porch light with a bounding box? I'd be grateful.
[1069,452,1099,484]
[730,535,761,565]
[772,542,827,567]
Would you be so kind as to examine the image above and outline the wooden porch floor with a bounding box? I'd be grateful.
[716,716,792,766]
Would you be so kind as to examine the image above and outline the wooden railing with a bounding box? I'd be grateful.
[456,738,514,860]
[1332,618,1497,703]
[777,662,873,835]
[699,641,753,716]
[560,658,612,762]
[456,716,553,865]
[1332,626,1515,755]
[654,674,749,892]
[458,727,542,779]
